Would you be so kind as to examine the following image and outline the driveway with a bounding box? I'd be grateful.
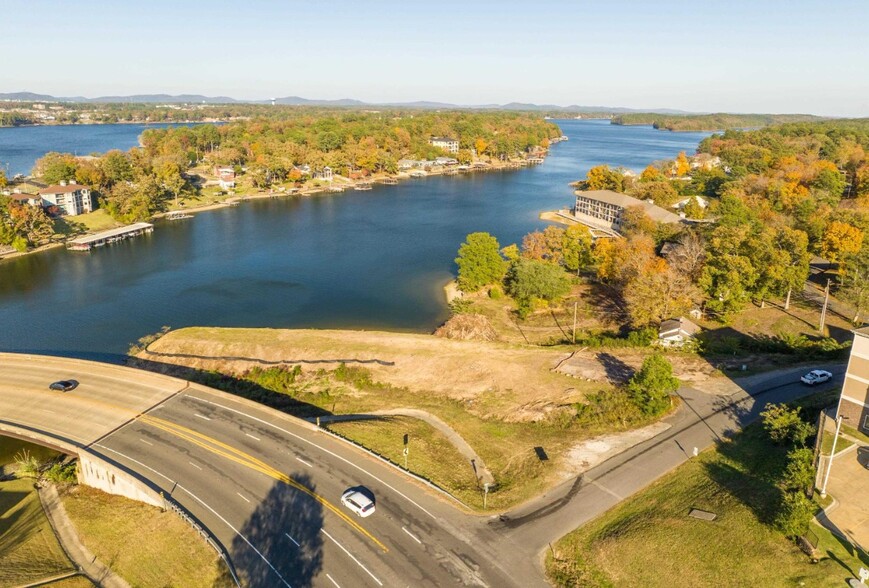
[822,442,869,551]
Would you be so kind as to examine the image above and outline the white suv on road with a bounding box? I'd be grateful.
[341,489,375,517]
[800,370,832,385]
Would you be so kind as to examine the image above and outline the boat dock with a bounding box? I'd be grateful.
[66,222,154,251]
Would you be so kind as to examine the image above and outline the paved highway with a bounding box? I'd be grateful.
[0,353,843,587]
[0,353,537,588]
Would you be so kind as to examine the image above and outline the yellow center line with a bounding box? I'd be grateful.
[35,391,390,552]
[139,415,389,553]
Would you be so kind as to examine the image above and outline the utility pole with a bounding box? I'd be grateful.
[820,415,843,498]
[572,301,578,344]
[483,482,490,509]
[819,278,831,333]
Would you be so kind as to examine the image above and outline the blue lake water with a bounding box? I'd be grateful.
[0,119,710,361]
[0,122,203,177]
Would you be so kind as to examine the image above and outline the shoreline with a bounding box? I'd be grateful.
[1,154,554,263]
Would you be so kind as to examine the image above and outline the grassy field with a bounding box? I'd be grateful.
[0,436,73,586]
[60,485,232,588]
[327,417,483,507]
[0,477,75,586]
[546,420,868,587]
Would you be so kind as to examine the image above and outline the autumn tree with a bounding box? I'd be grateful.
[562,224,593,273]
[455,232,507,292]
[640,165,664,182]
[34,152,78,184]
[674,151,691,177]
[620,206,657,237]
[820,221,863,267]
[623,257,698,327]
[584,165,624,192]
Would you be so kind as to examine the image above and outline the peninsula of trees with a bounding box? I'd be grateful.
[611,113,824,132]
[0,110,560,249]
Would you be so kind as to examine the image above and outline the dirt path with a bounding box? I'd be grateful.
[38,483,131,588]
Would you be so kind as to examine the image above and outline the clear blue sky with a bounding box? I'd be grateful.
[3,0,868,116]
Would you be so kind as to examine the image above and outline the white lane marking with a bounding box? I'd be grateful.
[237,492,251,503]
[246,433,261,441]
[296,457,313,468]
[326,573,341,588]
[402,526,422,544]
[95,447,289,588]
[93,444,175,484]
[40,408,57,414]
[176,484,290,588]
[321,528,383,586]
[186,395,437,519]
[285,532,301,547]
[194,413,211,421]
[139,438,154,446]
[189,461,203,470]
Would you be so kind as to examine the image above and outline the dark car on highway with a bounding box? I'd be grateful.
[49,380,78,392]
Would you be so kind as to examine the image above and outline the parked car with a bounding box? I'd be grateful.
[49,380,78,392]
[341,489,375,517]
[800,370,832,385]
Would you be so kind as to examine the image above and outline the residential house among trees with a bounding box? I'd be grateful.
[657,317,701,347]
[836,327,869,434]
[217,167,236,190]
[573,189,682,235]
[429,136,460,154]
[38,182,92,216]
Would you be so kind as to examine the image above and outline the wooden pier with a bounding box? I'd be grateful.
[66,222,154,251]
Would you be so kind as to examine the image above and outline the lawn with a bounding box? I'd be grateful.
[327,416,483,507]
[60,485,233,588]
[546,421,868,587]
[0,477,74,586]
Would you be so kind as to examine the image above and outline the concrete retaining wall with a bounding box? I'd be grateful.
[77,450,164,508]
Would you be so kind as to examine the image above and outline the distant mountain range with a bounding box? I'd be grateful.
[0,91,694,114]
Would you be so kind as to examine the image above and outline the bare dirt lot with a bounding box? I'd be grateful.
[138,326,594,422]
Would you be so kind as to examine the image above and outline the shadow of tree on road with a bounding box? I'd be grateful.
[230,474,324,588]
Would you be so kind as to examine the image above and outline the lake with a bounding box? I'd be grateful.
[0,119,711,361]
[0,122,207,177]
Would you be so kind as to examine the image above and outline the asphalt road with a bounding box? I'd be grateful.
[0,353,846,587]
[0,354,534,588]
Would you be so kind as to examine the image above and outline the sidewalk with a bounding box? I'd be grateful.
[37,483,131,588]
[817,440,869,553]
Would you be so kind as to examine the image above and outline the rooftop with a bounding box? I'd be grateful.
[39,184,89,195]
[575,189,683,224]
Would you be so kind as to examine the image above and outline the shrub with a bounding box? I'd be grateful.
[45,461,78,484]
[760,404,814,446]
[781,447,815,494]
[626,354,680,416]
[774,490,815,539]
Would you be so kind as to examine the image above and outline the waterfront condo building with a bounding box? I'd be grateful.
[836,327,869,434]
[38,182,93,216]
[429,136,460,154]
[573,189,682,235]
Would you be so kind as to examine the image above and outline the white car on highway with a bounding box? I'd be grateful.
[800,369,832,385]
[341,489,375,517]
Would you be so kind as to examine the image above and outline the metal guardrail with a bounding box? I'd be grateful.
[162,494,241,587]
